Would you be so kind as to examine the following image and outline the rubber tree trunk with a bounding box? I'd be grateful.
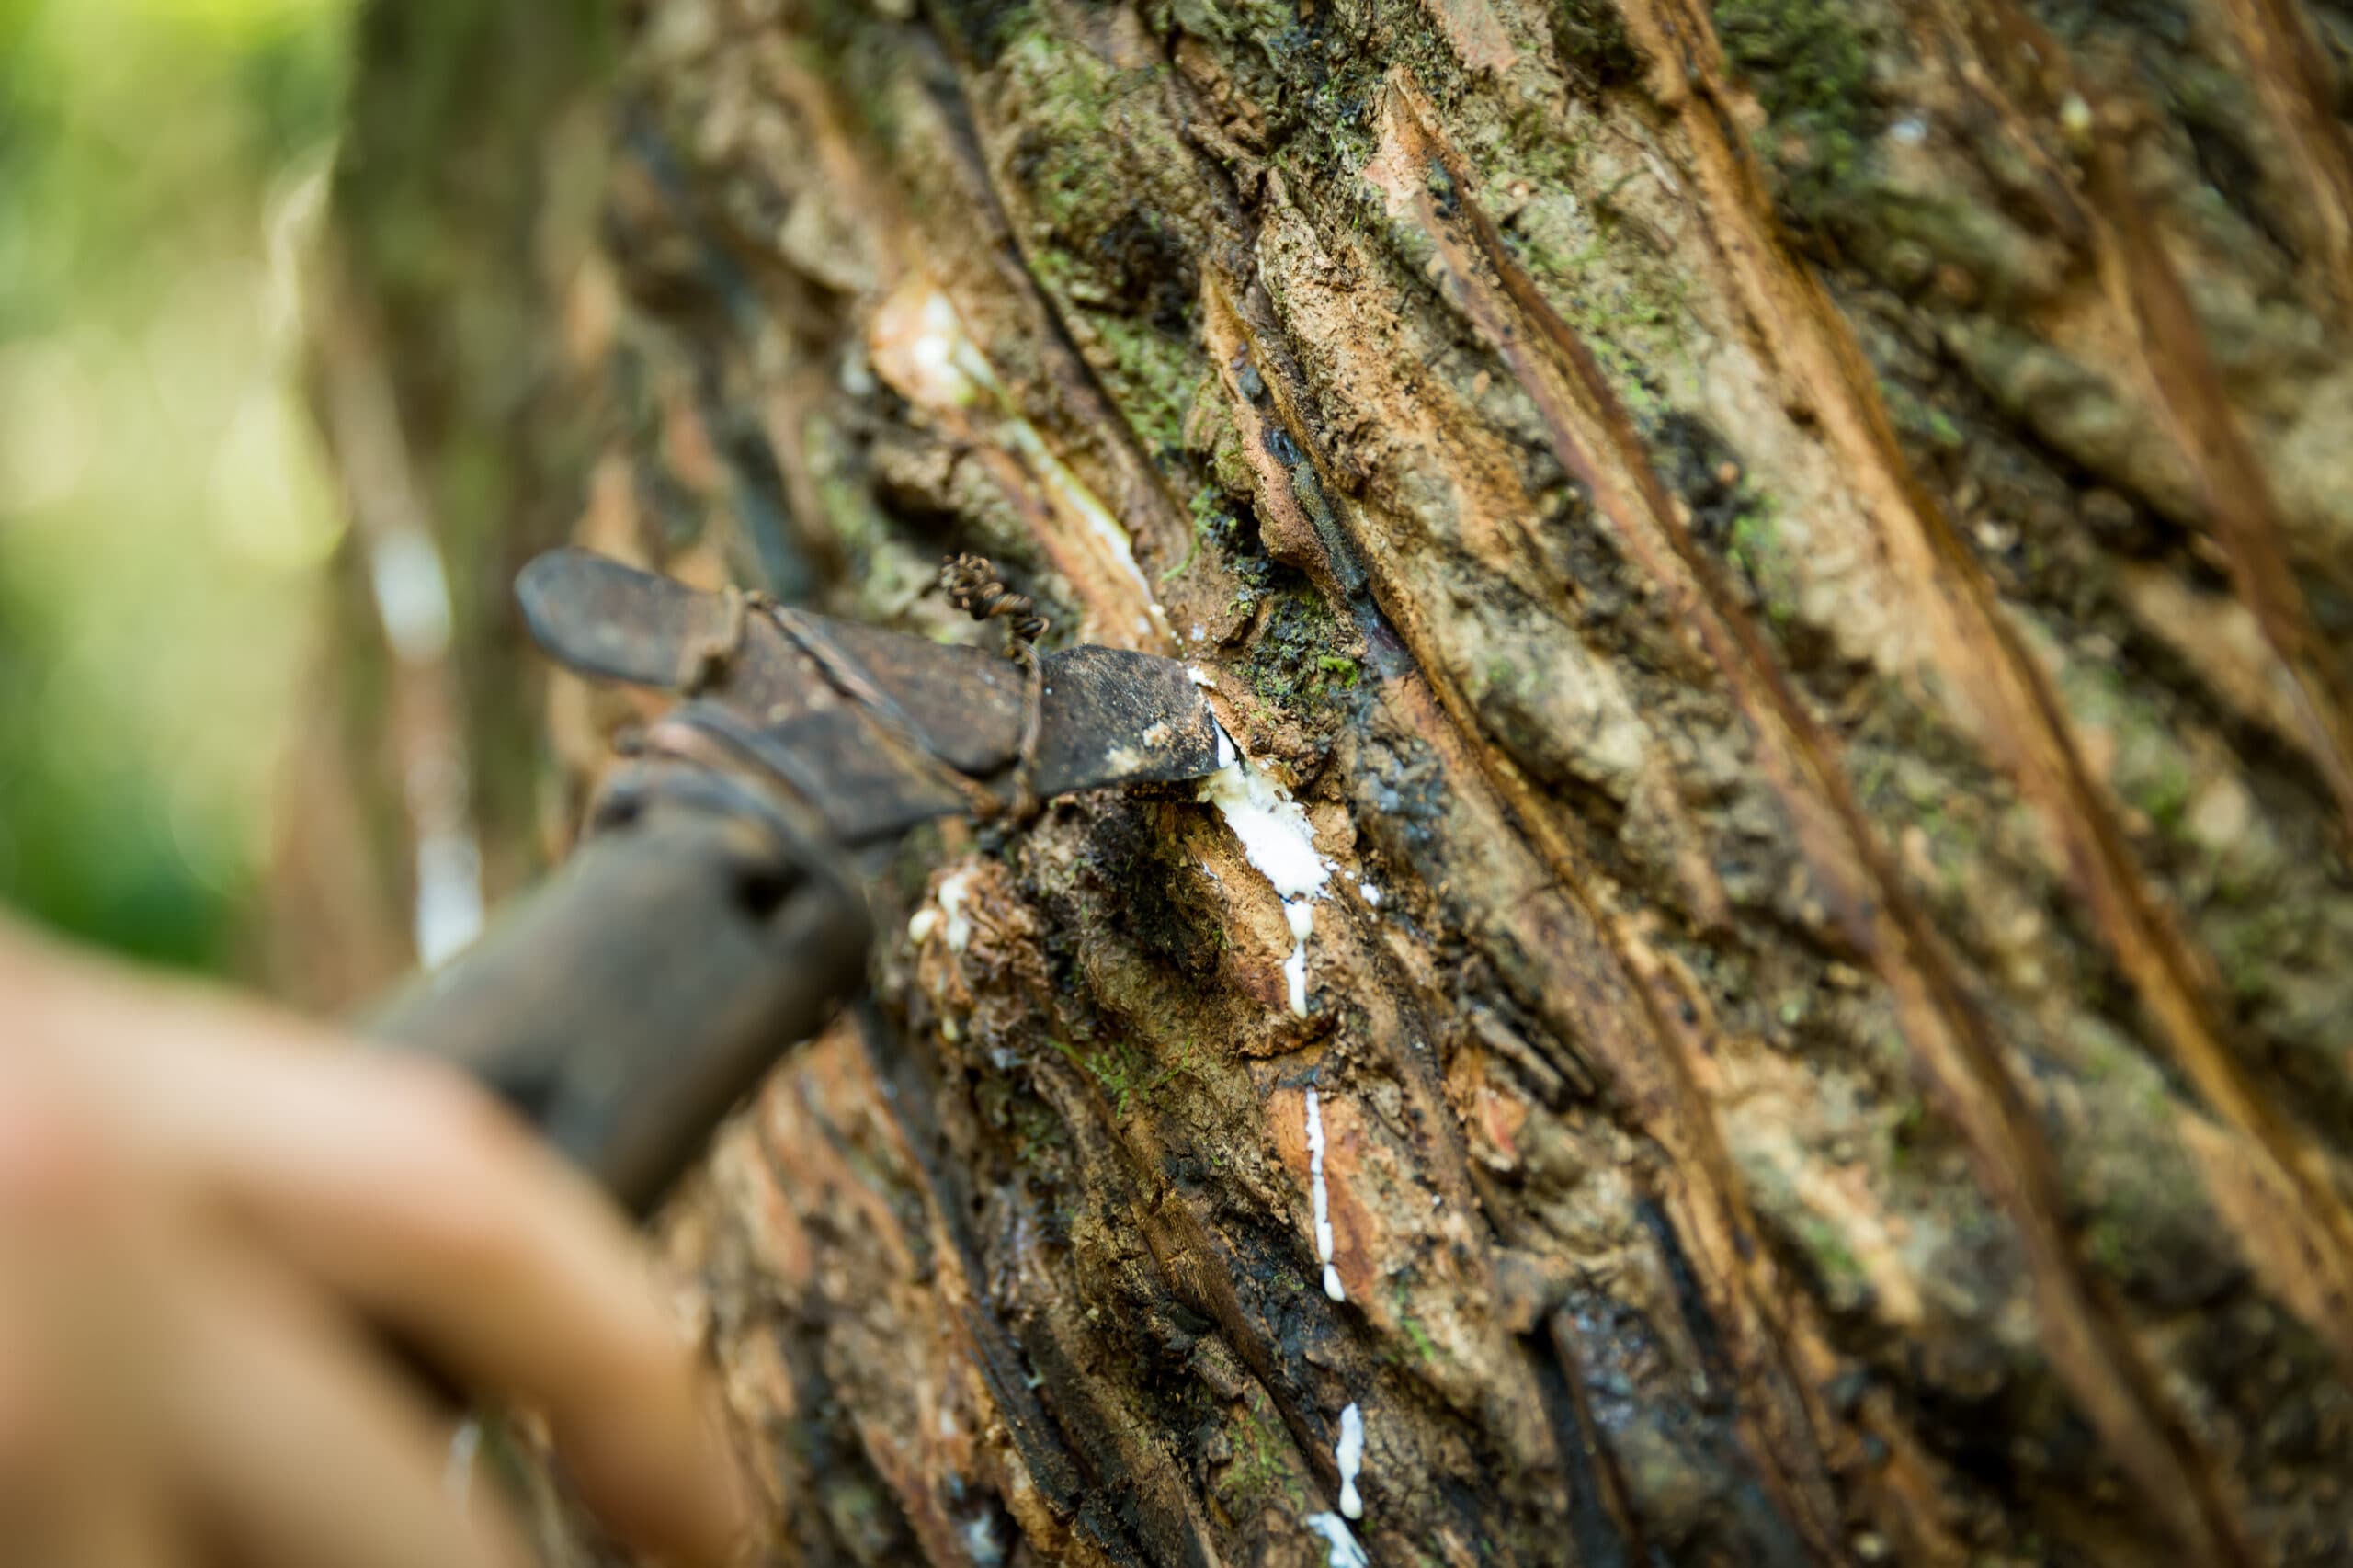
[298,0,2353,1562]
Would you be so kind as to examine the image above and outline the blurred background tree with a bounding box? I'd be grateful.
[0,0,352,969]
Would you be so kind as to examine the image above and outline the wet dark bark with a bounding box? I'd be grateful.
[301,0,2353,1562]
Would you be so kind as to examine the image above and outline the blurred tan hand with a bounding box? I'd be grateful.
[0,918,751,1568]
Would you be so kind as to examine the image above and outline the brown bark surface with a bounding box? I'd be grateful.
[301,0,2353,1562]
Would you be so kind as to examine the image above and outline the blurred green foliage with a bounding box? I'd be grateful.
[0,0,352,969]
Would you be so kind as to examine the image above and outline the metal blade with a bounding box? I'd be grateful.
[515,548,817,708]
[1030,643,1223,792]
[517,549,1224,838]
[710,693,1211,845]
[517,548,1029,774]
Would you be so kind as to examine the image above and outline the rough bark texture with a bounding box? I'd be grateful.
[303,0,2353,1562]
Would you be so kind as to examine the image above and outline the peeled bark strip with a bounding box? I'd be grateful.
[311,0,2353,1562]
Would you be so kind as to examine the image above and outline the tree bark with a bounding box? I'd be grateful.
[301,0,2353,1562]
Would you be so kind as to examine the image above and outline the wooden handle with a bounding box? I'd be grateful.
[366,801,871,1214]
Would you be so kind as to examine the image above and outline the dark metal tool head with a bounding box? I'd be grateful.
[371,550,1228,1218]
[515,549,1225,841]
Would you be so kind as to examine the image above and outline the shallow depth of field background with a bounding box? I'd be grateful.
[0,0,353,970]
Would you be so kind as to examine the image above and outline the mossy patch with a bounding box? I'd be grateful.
[2057,661,2203,845]
[1712,0,1888,233]
[1662,413,1802,631]
[1794,1212,1871,1312]
[1086,309,1202,460]
[1390,1277,1444,1367]
[2061,1023,2239,1311]
[1881,377,1965,452]
[1215,1402,1310,1515]
[1049,1034,1204,1120]
[999,35,1120,229]
[1244,581,1357,717]
[1724,505,1803,630]
[1579,327,1673,429]
[991,34,1210,465]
